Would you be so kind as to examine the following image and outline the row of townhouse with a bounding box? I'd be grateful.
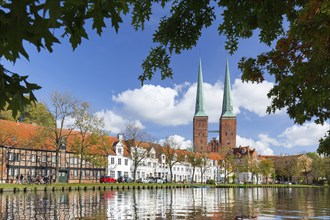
[106,135,226,183]
[5,119,311,184]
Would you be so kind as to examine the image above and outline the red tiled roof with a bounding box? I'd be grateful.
[1,120,227,160]
[0,120,118,155]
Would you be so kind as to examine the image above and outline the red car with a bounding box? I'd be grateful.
[100,176,116,183]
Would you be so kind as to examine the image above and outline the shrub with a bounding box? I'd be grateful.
[206,179,215,185]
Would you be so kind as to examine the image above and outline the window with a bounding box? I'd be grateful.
[153,163,156,168]
[124,172,128,177]
[151,153,155,159]
[31,168,35,176]
[90,171,94,177]
[8,168,13,176]
[111,157,114,164]
[74,170,78,177]
[148,162,151,167]
[74,158,78,165]
[9,153,20,162]
[173,167,176,171]
[42,155,47,162]
[42,169,47,176]
[118,158,121,165]
[31,154,36,162]
[82,160,86,165]
[82,170,85,177]
[118,148,122,154]
[110,171,115,178]
[52,156,57,164]
[125,159,128,166]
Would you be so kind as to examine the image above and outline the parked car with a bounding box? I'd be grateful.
[100,176,116,183]
[124,177,132,183]
[154,177,164,184]
[136,178,143,183]
[117,176,132,183]
[142,177,156,183]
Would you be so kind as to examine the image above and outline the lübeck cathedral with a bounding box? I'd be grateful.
[193,59,236,153]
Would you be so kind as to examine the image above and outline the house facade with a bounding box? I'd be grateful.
[0,120,106,183]
[105,138,226,183]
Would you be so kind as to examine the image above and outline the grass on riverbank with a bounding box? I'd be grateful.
[0,182,325,190]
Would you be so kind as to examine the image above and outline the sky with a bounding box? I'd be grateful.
[3,7,329,156]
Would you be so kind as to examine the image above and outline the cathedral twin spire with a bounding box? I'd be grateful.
[221,59,235,117]
[193,58,237,152]
[194,58,235,118]
[194,58,207,117]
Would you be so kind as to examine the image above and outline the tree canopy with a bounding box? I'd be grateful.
[0,101,54,126]
[1,0,329,141]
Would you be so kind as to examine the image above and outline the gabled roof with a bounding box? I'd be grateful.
[232,146,258,159]
[208,152,224,160]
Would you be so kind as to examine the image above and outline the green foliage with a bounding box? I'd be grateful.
[259,159,275,183]
[206,179,215,185]
[20,102,54,126]
[237,1,330,126]
[0,66,41,118]
[0,0,329,133]
[0,101,54,126]
[318,131,330,157]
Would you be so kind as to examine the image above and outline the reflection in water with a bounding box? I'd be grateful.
[0,188,329,219]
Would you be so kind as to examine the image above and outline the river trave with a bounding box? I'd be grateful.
[0,187,329,219]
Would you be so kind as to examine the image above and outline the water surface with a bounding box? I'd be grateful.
[0,187,329,219]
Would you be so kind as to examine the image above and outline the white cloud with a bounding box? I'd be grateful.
[95,110,144,134]
[111,77,279,127]
[56,117,75,129]
[278,122,329,149]
[237,135,275,155]
[158,135,192,150]
[112,83,222,126]
[113,84,193,126]
[232,79,278,116]
[236,122,329,155]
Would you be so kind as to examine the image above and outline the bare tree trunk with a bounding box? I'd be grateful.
[133,165,138,182]
[55,147,60,183]
[191,167,195,183]
[169,167,173,182]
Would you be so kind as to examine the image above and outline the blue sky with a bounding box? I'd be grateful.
[3,11,329,155]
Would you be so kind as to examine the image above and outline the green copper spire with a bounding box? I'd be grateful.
[221,59,236,117]
[194,58,207,117]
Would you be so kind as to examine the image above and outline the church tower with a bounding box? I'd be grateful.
[219,59,236,149]
[193,59,208,152]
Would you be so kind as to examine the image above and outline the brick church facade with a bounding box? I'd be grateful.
[193,59,237,153]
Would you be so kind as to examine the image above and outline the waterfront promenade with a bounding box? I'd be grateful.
[0,182,323,193]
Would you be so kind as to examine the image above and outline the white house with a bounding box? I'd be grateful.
[105,136,263,184]
[107,134,131,179]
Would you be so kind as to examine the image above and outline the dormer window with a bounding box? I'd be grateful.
[151,153,155,159]
[117,148,122,155]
